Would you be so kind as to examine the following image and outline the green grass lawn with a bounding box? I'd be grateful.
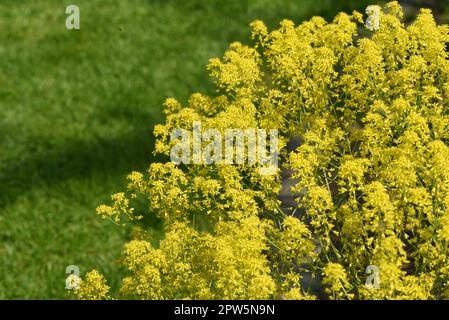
[0,0,373,299]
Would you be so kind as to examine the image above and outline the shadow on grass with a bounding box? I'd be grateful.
[0,111,164,208]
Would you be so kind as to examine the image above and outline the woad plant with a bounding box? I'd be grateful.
[74,2,449,299]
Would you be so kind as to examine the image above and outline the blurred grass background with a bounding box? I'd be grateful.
[0,0,444,299]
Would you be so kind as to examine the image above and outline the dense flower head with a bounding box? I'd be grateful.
[78,2,449,299]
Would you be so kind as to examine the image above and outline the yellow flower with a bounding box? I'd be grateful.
[85,2,449,300]
[323,263,353,299]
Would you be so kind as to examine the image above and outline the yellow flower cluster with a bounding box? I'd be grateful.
[75,270,110,300]
[118,217,276,299]
[78,2,449,299]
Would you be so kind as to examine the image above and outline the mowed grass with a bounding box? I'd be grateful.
[0,0,373,299]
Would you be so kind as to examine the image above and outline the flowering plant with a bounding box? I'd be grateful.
[77,2,449,299]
